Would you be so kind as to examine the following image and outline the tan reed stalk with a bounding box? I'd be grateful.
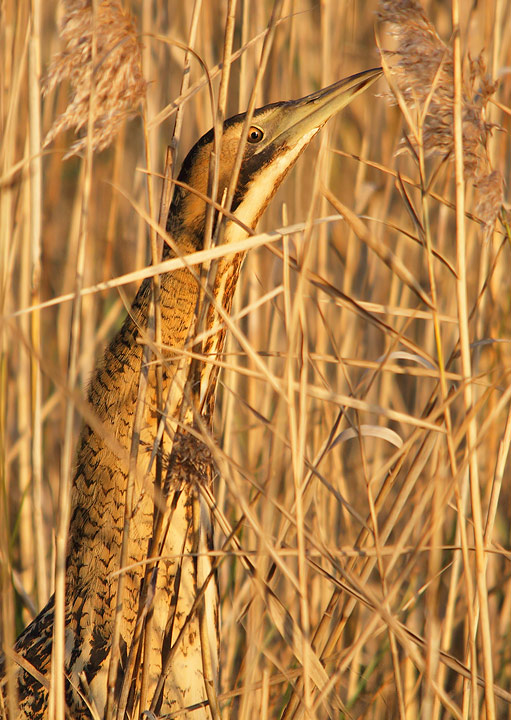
[104,327,149,720]
[28,0,48,612]
[49,7,97,718]
[104,126,127,279]
[412,74,478,720]
[137,4,204,713]
[452,2,495,718]
[1,4,30,718]
[157,0,203,227]
[215,0,285,248]
[17,157,34,628]
[135,73,161,720]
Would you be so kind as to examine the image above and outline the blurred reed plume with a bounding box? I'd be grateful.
[378,0,503,235]
[44,0,146,156]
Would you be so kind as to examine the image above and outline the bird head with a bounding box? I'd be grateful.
[166,67,381,251]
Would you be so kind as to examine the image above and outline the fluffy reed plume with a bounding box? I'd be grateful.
[44,0,146,155]
[378,0,503,235]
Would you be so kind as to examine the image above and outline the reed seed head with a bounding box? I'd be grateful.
[44,0,146,156]
[378,0,503,236]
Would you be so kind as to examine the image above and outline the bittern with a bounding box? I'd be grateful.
[2,67,380,719]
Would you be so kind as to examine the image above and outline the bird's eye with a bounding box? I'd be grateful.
[247,126,264,143]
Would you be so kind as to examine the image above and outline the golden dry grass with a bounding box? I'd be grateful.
[2,0,511,718]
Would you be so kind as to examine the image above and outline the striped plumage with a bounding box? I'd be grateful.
[13,237,218,719]
[1,68,381,719]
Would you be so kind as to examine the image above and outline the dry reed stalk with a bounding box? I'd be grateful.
[0,5,30,718]
[136,5,205,714]
[204,0,236,243]
[452,1,496,717]
[157,1,202,226]
[187,0,237,481]
[145,26,271,134]
[132,63,161,720]
[48,2,102,717]
[17,176,34,630]
[28,0,48,616]
[215,0,285,248]
[9,216,346,322]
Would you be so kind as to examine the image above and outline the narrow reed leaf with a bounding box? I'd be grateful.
[331,424,404,449]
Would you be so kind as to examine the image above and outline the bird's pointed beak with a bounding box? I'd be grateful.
[272,67,382,146]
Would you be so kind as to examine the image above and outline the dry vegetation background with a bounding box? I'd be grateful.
[1,0,511,718]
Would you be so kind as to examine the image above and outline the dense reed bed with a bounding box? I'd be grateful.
[1,1,511,717]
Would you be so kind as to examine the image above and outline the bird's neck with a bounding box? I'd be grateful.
[163,192,255,420]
